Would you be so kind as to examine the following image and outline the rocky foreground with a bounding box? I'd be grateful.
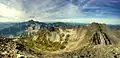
[0,23,120,58]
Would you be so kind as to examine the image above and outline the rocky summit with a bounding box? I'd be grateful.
[0,22,120,58]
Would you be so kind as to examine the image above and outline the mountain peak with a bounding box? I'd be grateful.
[28,20,35,23]
[86,22,107,31]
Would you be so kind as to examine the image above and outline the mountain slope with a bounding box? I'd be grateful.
[0,22,120,58]
[14,23,120,58]
[0,22,15,30]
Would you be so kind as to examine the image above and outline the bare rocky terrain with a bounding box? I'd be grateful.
[0,22,120,58]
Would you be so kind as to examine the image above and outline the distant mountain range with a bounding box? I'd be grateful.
[0,20,120,37]
[0,20,84,36]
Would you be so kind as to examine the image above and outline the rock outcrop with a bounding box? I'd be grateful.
[0,37,16,58]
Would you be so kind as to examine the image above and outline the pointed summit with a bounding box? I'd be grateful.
[28,20,35,23]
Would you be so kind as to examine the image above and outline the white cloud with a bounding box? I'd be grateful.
[0,0,119,25]
[0,3,24,18]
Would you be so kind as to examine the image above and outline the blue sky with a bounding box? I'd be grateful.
[0,0,120,24]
